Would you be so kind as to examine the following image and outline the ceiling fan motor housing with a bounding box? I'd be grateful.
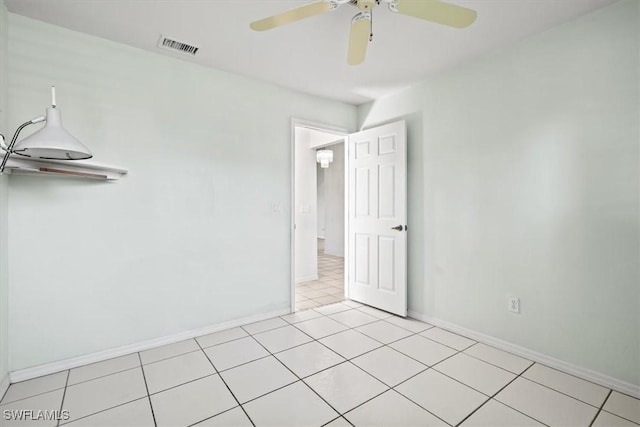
[356,0,377,10]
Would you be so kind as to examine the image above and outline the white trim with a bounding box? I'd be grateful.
[343,137,350,299]
[0,374,9,401]
[408,310,640,399]
[295,275,318,284]
[9,308,289,384]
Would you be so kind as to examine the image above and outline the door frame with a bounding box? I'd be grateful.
[290,118,351,314]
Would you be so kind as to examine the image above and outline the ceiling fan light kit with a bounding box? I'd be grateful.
[250,0,477,65]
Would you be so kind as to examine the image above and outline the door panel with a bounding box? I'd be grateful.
[378,236,396,292]
[355,233,370,285]
[379,164,396,219]
[355,168,371,217]
[347,120,407,316]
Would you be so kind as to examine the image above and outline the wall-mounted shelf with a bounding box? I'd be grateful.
[2,156,128,181]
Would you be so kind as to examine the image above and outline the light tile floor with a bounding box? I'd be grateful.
[1,303,639,427]
[296,240,344,311]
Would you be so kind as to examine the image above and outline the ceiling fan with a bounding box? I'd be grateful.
[250,0,477,66]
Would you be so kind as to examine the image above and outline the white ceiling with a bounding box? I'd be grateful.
[5,0,617,105]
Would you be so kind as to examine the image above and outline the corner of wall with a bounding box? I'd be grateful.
[0,0,11,392]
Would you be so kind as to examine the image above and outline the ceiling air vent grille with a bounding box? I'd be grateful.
[158,35,199,56]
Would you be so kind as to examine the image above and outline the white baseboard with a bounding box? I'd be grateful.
[0,374,9,401]
[295,275,318,284]
[9,307,290,384]
[408,310,640,399]
[323,250,344,258]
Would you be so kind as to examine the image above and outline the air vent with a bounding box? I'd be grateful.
[157,35,199,56]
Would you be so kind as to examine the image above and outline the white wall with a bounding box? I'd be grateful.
[294,127,318,282]
[317,166,325,239]
[323,143,345,257]
[0,0,9,387]
[7,14,357,371]
[359,0,639,387]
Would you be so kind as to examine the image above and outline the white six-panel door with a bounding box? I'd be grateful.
[347,120,407,316]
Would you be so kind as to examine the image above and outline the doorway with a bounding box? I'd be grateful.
[292,120,347,312]
[292,119,408,316]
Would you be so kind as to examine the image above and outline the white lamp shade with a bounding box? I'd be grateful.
[316,149,333,168]
[12,107,92,160]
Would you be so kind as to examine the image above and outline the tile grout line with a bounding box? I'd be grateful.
[6,347,202,404]
[430,356,527,397]
[241,324,347,422]
[516,373,611,410]
[137,353,158,427]
[388,349,469,426]
[285,310,472,384]
[380,338,545,426]
[588,389,612,427]
[320,416,347,427]
[598,410,640,426]
[529,360,621,391]
[147,373,218,397]
[511,358,616,403]
[301,322,453,426]
[342,374,450,426]
[55,370,70,427]
[59,397,151,426]
[198,336,251,352]
[141,346,203,366]
[411,322,612,409]
[302,361,389,414]
[326,416,355,427]
[184,405,248,427]
[0,386,67,407]
[193,339,256,427]
[452,361,551,427]
[140,346,381,406]
[54,365,155,425]
[213,354,274,376]
[61,364,142,390]
[321,355,431,424]
[7,345,210,403]
[459,342,531,372]
[223,379,299,407]
[485,365,553,427]
[288,312,417,348]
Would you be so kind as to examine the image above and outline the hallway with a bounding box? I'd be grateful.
[295,239,344,311]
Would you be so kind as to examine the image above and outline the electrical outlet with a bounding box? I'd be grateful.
[508,297,520,313]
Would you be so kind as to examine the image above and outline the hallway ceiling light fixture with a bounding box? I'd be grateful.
[0,86,93,173]
[317,149,334,168]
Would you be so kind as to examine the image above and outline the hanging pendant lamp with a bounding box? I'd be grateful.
[0,87,92,172]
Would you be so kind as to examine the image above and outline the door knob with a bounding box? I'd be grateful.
[391,225,403,231]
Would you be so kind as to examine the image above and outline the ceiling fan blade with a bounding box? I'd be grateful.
[250,1,333,31]
[347,13,371,66]
[395,0,477,28]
